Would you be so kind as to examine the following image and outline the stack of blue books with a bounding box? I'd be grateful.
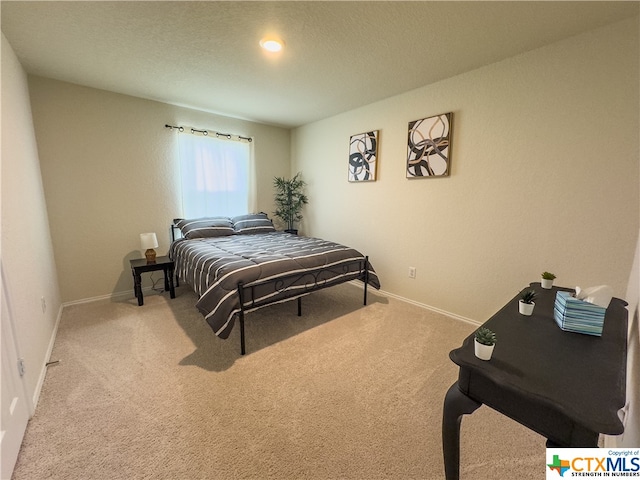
[554,291,606,336]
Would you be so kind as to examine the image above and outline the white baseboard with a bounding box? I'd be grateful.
[31,302,64,415]
[348,280,481,327]
[61,286,161,308]
[66,282,481,331]
[383,289,481,326]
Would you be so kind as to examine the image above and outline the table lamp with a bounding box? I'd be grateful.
[140,232,158,263]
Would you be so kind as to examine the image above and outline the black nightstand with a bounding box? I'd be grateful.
[130,256,175,306]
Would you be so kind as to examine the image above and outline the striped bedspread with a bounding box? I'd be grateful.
[169,232,380,339]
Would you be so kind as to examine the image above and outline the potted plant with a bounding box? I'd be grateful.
[474,327,497,361]
[519,289,537,316]
[541,271,556,289]
[273,172,309,234]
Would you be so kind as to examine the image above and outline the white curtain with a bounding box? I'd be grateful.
[178,132,254,218]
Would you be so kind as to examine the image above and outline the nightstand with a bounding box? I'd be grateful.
[130,256,175,306]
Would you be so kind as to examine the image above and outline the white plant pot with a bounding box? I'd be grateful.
[541,278,554,289]
[519,300,535,316]
[474,339,495,361]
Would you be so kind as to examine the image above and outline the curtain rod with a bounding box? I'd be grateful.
[165,124,252,142]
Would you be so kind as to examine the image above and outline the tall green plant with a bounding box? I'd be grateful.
[273,172,309,231]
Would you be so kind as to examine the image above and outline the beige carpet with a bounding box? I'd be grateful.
[12,283,545,479]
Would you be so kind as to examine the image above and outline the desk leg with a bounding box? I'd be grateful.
[442,382,481,480]
[133,272,143,306]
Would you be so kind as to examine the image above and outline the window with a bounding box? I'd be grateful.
[178,131,254,218]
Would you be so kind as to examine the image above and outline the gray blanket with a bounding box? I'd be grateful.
[169,232,380,338]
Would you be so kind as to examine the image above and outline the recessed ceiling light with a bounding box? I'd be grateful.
[260,37,284,53]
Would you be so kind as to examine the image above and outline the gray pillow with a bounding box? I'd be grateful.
[231,213,275,234]
[176,217,234,239]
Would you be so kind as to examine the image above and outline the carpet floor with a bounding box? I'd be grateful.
[12,283,545,479]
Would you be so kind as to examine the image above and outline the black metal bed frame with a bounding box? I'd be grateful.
[170,223,371,355]
[235,256,370,355]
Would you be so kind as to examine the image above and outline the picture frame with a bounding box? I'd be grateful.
[406,112,452,178]
[348,130,379,182]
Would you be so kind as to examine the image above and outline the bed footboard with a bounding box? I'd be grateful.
[236,256,370,355]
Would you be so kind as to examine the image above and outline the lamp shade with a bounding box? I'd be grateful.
[140,233,158,250]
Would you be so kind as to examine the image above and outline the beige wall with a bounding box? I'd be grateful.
[27,78,291,302]
[292,17,639,325]
[1,34,61,408]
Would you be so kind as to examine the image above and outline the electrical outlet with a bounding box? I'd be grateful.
[41,296,46,313]
[408,267,416,279]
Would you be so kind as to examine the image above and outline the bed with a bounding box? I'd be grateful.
[169,213,381,354]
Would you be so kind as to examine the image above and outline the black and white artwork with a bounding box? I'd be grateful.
[348,130,378,182]
[406,113,452,178]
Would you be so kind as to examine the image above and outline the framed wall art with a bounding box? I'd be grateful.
[348,130,378,182]
[406,112,452,178]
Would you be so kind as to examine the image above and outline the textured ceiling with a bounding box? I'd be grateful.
[2,1,638,128]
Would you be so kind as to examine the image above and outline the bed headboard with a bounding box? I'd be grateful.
[171,219,183,242]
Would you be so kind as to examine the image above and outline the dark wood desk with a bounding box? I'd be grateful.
[130,256,175,306]
[442,283,628,480]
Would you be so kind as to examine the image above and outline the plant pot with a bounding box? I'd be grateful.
[541,278,554,289]
[284,229,298,235]
[519,300,535,316]
[474,339,495,361]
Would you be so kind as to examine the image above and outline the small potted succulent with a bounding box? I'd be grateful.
[519,289,537,316]
[541,271,556,289]
[474,327,497,361]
